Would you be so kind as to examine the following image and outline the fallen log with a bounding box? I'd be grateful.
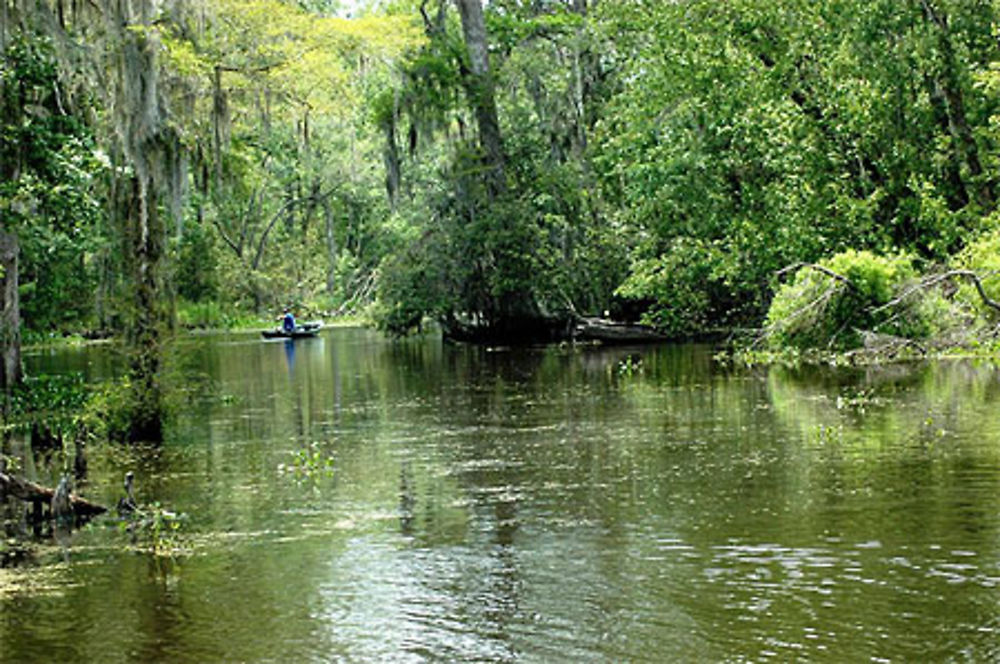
[0,472,107,521]
[573,317,669,344]
[439,314,670,345]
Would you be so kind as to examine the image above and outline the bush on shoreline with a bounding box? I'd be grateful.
[764,250,936,351]
[953,229,1000,322]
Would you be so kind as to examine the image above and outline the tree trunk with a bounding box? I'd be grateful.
[920,0,994,210]
[926,75,970,212]
[324,199,338,295]
[125,174,164,443]
[0,230,20,393]
[110,2,178,444]
[212,65,228,190]
[454,0,505,197]
[383,96,401,209]
[1,0,8,52]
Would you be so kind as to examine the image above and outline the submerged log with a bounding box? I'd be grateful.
[0,472,107,521]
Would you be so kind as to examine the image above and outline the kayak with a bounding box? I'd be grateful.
[261,321,323,339]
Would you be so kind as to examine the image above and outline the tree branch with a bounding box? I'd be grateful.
[0,472,107,520]
[251,188,337,271]
[420,0,448,36]
[776,262,859,291]
[949,269,1000,313]
[210,216,242,258]
[870,269,1000,315]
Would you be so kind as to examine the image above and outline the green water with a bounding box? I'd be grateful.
[3,328,1000,662]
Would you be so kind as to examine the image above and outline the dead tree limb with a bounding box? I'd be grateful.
[0,472,107,521]
[776,262,859,291]
[871,269,1000,316]
[948,270,1000,313]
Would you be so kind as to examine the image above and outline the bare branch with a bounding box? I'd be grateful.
[919,0,947,31]
[420,0,447,36]
[776,262,859,291]
[948,269,1000,313]
[251,188,337,271]
[210,216,242,258]
[870,269,1000,316]
[251,198,300,272]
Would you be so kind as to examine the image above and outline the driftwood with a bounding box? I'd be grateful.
[0,472,107,521]
[573,317,669,344]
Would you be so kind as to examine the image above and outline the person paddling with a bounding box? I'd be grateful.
[282,309,296,334]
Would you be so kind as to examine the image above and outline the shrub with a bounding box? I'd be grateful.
[765,249,928,350]
[176,299,229,329]
[175,300,263,330]
[616,237,745,337]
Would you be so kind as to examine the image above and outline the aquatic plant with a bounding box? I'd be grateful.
[617,355,643,377]
[279,442,335,480]
[120,502,187,557]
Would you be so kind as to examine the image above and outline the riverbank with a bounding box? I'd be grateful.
[723,331,1000,367]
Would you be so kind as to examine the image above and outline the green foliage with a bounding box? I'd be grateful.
[372,246,442,334]
[0,35,107,335]
[952,228,1000,320]
[6,373,88,434]
[374,1,626,337]
[8,0,1000,354]
[173,222,219,303]
[594,0,1000,337]
[373,173,604,336]
[616,238,744,336]
[78,379,139,444]
[617,354,643,376]
[176,300,231,329]
[154,0,422,319]
[765,250,929,350]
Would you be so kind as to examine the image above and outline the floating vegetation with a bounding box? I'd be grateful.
[278,442,335,480]
[618,355,643,376]
[120,502,188,557]
[812,423,845,446]
[835,388,883,414]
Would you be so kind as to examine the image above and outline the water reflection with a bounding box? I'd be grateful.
[4,330,1000,661]
[283,338,296,374]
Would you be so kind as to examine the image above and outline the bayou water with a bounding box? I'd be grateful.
[3,327,999,661]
